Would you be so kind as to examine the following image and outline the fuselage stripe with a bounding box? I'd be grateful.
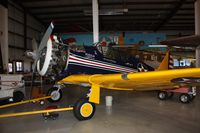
[70,53,134,70]
[68,55,135,73]
[69,58,133,73]
[69,62,124,73]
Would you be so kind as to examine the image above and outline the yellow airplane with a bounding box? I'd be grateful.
[33,24,199,121]
[1,23,199,121]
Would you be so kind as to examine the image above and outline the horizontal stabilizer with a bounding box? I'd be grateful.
[171,77,200,84]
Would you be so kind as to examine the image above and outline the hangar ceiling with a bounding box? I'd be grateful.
[14,0,195,33]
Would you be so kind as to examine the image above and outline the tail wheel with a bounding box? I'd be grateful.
[179,93,190,103]
[13,91,24,102]
[47,87,62,102]
[73,98,96,121]
[157,91,168,100]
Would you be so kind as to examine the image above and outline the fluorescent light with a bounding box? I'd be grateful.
[84,8,128,16]
[148,45,168,48]
[172,46,195,50]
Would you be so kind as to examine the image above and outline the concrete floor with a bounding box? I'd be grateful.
[0,85,200,133]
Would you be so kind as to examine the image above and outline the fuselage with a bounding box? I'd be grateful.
[36,37,154,81]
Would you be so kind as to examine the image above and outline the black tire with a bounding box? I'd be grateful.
[157,91,168,100]
[47,87,62,102]
[179,93,191,103]
[167,92,174,99]
[73,98,96,121]
[13,91,24,102]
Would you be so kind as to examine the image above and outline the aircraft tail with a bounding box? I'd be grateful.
[157,51,173,71]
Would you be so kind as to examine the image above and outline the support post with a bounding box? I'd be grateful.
[24,11,27,50]
[195,0,200,67]
[0,3,8,73]
[196,46,200,67]
[195,0,200,35]
[92,0,99,43]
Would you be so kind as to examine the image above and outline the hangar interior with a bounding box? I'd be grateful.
[0,0,200,133]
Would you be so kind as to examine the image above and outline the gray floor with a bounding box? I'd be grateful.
[0,85,200,133]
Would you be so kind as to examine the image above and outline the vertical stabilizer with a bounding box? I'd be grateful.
[157,51,173,70]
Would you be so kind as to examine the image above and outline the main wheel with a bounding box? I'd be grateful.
[179,93,190,103]
[47,87,62,102]
[73,98,96,121]
[13,91,24,102]
[157,91,168,100]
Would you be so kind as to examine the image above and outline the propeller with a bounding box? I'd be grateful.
[33,22,54,73]
[25,21,54,61]
[30,22,54,98]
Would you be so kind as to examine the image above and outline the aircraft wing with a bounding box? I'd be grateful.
[161,35,200,47]
[58,68,200,104]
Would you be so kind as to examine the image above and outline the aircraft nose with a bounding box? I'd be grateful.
[37,36,69,78]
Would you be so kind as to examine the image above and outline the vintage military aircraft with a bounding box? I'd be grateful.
[24,22,200,121]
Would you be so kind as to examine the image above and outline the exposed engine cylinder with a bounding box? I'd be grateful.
[37,36,69,78]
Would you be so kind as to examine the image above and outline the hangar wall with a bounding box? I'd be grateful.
[62,33,166,46]
[8,0,45,73]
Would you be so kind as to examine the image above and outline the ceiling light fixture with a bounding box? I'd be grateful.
[84,8,128,16]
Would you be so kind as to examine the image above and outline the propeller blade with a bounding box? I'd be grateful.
[32,38,38,51]
[32,22,54,72]
[30,22,54,97]
[37,22,54,54]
